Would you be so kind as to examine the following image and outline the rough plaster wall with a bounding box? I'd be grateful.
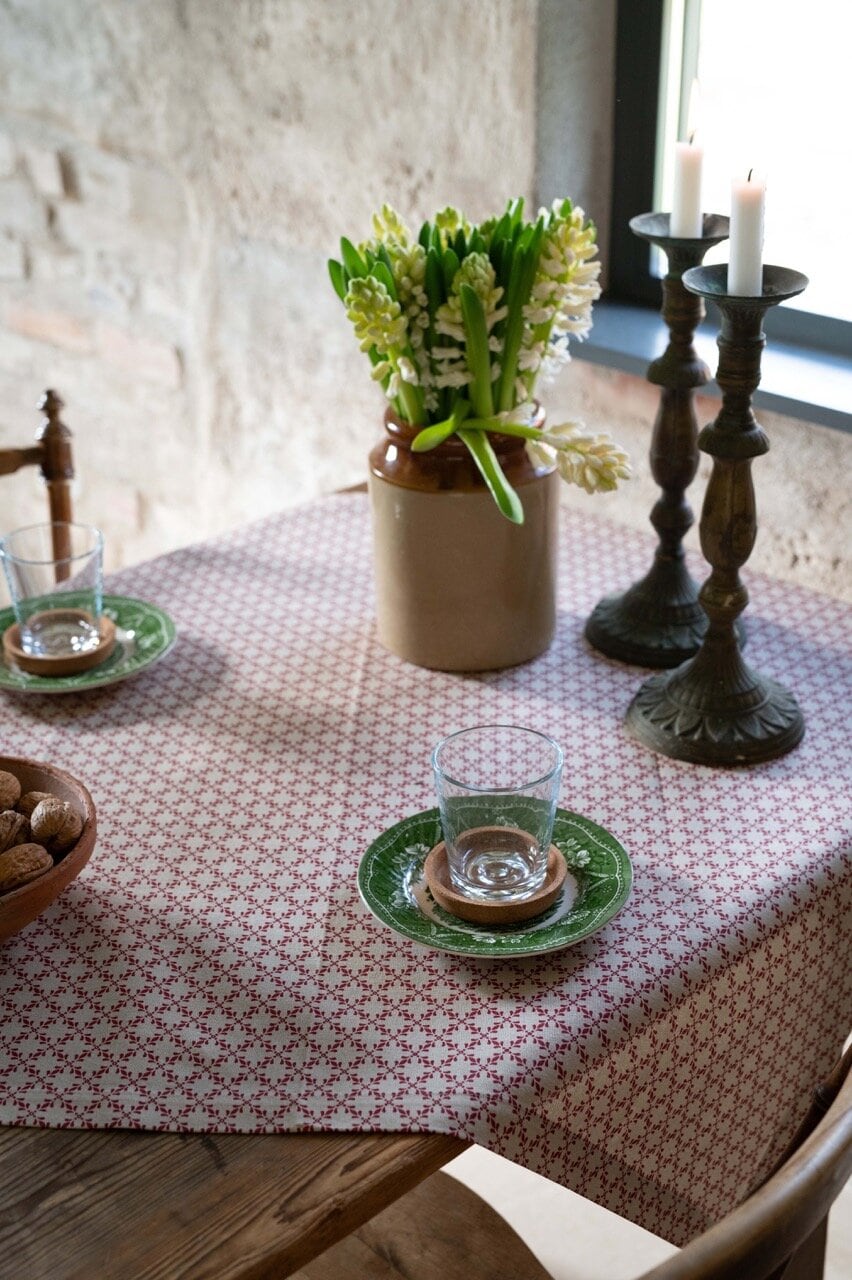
[536,0,616,279]
[547,361,852,603]
[0,0,848,609]
[0,0,538,576]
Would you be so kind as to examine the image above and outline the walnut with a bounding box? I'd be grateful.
[29,797,83,855]
[0,843,52,894]
[0,809,30,854]
[0,770,22,811]
[17,790,54,819]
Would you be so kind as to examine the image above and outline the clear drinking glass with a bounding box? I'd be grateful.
[432,724,563,902]
[0,522,103,657]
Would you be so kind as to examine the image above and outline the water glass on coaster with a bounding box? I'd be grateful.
[0,522,114,675]
[430,724,564,920]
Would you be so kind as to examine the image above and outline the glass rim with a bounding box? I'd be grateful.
[0,521,103,567]
[431,723,564,794]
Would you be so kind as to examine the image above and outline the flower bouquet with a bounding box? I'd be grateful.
[329,198,630,522]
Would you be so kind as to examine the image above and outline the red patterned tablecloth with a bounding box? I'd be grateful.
[1,494,850,1245]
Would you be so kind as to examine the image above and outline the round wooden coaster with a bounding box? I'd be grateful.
[424,842,567,925]
[2,612,117,677]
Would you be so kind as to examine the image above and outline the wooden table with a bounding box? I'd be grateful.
[0,1126,466,1278]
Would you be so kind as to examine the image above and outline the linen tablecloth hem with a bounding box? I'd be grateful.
[0,1110,453,1139]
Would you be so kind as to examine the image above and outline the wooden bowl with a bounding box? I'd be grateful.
[0,756,96,943]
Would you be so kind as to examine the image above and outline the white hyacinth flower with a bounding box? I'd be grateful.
[526,421,632,494]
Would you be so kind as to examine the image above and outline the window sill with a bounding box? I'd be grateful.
[576,301,852,435]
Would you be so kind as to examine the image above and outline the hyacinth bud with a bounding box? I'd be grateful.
[344,277,407,353]
[368,203,411,247]
[434,205,471,246]
[391,243,428,313]
[458,251,493,292]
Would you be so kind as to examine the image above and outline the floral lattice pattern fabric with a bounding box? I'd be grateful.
[0,495,849,1247]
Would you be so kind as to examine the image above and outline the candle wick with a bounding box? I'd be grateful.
[747,167,753,182]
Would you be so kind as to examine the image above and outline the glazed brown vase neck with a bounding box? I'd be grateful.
[369,405,553,493]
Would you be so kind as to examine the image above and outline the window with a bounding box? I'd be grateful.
[609,0,852,359]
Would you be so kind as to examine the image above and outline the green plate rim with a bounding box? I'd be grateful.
[357,807,633,957]
[0,594,177,694]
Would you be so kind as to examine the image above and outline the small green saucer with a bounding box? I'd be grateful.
[358,808,632,958]
[0,595,176,694]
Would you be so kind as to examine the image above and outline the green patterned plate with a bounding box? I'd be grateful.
[0,595,176,694]
[358,808,632,957]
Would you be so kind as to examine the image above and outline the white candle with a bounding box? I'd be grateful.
[671,140,703,238]
[728,172,766,296]
[670,82,703,238]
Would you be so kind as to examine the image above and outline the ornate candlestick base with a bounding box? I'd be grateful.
[625,265,809,766]
[586,213,729,668]
[626,650,804,766]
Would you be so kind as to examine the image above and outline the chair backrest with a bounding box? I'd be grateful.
[638,1041,852,1280]
[0,389,74,563]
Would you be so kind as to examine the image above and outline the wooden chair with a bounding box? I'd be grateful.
[295,1042,852,1280]
[0,389,74,564]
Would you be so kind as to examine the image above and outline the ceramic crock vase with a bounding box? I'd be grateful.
[368,407,559,672]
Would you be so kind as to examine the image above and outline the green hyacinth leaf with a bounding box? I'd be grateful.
[340,237,367,279]
[507,196,525,226]
[377,244,394,273]
[371,259,397,299]
[328,258,347,301]
[458,427,523,524]
[425,248,444,312]
[492,211,512,244]
[459,283,494,420]
[497,217,544,411]
[494,238,514,297]
[442,247,460,293]
[411,401,471,452]
[411,421,457,451]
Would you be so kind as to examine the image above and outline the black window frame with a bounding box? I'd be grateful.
[607,0,852,359]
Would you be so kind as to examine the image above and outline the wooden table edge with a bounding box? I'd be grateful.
[0,1124,470,1279]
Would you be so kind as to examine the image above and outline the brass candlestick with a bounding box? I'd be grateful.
[586,212,729,667]
[625,264,809,766]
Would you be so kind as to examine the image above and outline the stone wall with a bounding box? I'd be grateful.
[547,363,852,604]
[0,0,848,606]
[0,0,542,574]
